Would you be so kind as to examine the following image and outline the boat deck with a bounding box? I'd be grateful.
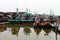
[8,20,35,23]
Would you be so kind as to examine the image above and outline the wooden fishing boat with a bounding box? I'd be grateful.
[20,20,34,27]
[33,20,52,28]
[8,20,35,27]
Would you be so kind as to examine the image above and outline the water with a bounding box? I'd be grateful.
[0,25,60,40]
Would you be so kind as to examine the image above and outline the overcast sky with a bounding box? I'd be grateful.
[0,0,60,15]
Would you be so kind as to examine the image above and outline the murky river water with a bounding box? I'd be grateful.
[0,25,60,40]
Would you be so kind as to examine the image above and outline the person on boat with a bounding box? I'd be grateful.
[33,16,44,26]
[39,16,49,26]
[32,15,36,21]
[24,16,26,20]
[35,16,38,22]
[25,14,29,20]
[17,14,22,20]
[1,14,8,22]
[43,20,48,25]
[27,14,30,20]
[40,16,44,23]
[12,13,17,19]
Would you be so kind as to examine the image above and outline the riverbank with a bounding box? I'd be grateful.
[0,22,8,25]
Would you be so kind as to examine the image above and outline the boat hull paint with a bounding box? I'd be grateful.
[20,22,33,27]
[33,24,52,28]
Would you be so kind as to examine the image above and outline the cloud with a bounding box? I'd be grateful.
[0,0,60,15]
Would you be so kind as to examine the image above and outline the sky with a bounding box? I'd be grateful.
[0,0,60,15]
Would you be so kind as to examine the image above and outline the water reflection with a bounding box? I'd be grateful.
[11,26,20,36]
[52,28,60,35]
[34,28,42,36]
[0,26,7,32]
[23,27,31,35]
[8,24,20,27]
[0,25,60,40]
[43,28,51,36]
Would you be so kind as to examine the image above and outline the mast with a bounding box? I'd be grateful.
[16,8,19,14]
[56,32,57,40]
[50,9,53,16]
[26,8,28,12]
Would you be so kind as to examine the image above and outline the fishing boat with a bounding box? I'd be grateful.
[20,20,34,27]
[8,8,35,27]
[33,19,52,28]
